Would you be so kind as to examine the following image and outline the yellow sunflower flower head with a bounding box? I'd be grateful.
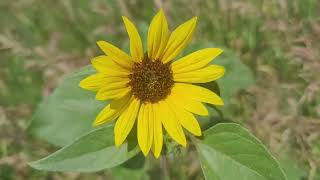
[79,9,225,158]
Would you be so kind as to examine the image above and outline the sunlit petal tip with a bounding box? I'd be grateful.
[95,93,102,101]
[212,48,223,57]
[92,119,101,127]
[192,123,202,136]
[207,92,224,106]
[154,153,161,159]
[96,41,110,54]
[187,16,198,27]
[189,17,198,30]
[158,8,166,17]
[79,78,91,90]
[215,97,224,106]
[90,58,102,69]
[155,8,165,16]
[219,66,226,77]
[189,16,198,29]
[121,16,129,27]
[114,132,124,147]
[121,15,127,21]
[96,40,105,49]
[202,112,209,116]
[78,79,85,89]
[212,66,225,81]
[151,147,162,159]
[217,48,223,54]
[195,131,202,136]
[196,104,209,116]
[141,149,149,157]
[115,140,122,147]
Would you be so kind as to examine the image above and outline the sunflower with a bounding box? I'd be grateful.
[79,9,225,158]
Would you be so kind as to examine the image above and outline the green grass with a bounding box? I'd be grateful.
[1,0,319,179]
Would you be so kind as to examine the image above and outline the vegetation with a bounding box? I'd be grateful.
[0,0,319,179]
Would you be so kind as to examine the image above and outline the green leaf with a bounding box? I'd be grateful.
[28,66,106,146]
[195,123,287,180]
[29,125,140,172]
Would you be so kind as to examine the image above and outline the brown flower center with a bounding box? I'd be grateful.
[128,55,174,103]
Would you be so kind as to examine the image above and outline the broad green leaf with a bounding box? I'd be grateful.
[195,123,287,180]
[29,126,139,172]
[28,66,106,147]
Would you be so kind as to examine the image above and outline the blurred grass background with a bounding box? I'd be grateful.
[0,0,320,179]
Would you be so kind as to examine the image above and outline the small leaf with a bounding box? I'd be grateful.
[28,66,106,147]
[29,125,139,172]
[195,123,287,180]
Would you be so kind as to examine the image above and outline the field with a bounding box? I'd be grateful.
[1,0,320,179]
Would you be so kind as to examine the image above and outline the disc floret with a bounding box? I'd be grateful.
[128,55,174,103]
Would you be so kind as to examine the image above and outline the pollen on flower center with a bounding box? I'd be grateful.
[128,55,174,103]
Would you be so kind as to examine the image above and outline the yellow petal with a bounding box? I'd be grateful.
[160,17,197,63]
[178,110,202,136]
[174,83,224,105]
[97,41,133,69]
[172,48,223,74]
[182,100,208,116]
[114,97,140,146]
[79,73,109,91]
[159,100,187,147]
[151,103,163,158]
[138,103,154,156]
[91,55,130,73]
[95,81,130,100]
[93,94,132,126]
[174,65,225,83]
[122,16,144,62]
[148,9,169,60]
[170,86,209,116]
[167,96,201,136]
